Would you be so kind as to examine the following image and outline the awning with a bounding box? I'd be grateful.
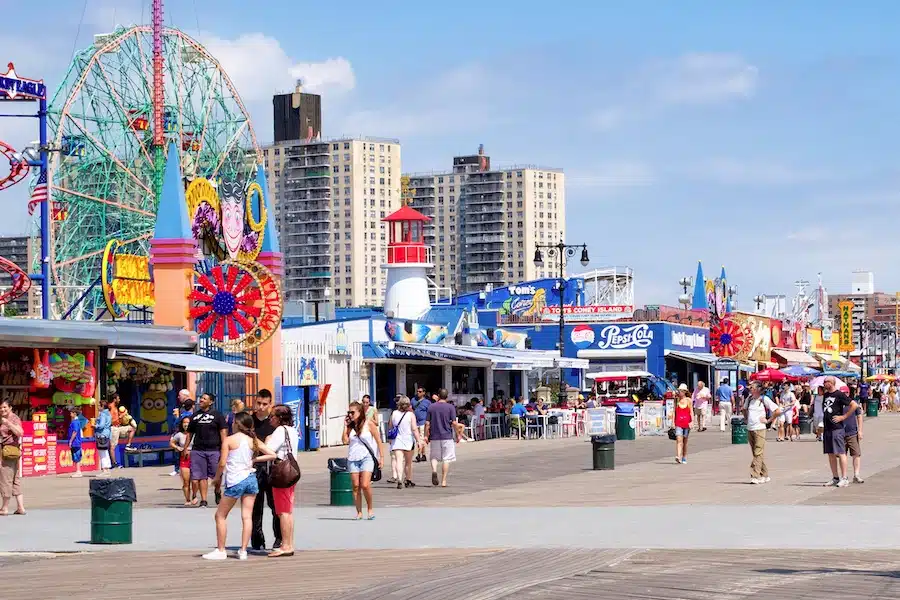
[772,348,819,368]
[586,370,652,381]
[814,353,861,373]
[117,351,258,374]
[577,349,647,360]
[0,318,197,350]
[664,350,718,365]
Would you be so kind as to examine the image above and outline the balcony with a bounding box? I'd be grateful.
[464,183,504,193]
[285,167,331,179]
[283,178,330,189]
[464,233,504,244]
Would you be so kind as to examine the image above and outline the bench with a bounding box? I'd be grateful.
[124,445,177,468]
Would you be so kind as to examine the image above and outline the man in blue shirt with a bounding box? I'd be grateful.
[716,378,734,432]
[509,398,527,438]
[411,387,431,463]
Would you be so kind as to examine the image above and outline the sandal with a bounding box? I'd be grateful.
[13,510,25,516]
[404,480,416,488]
[386,478,398,484]
[267,549,295,558]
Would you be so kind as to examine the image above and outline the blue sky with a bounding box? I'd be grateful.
[3,0,900,306]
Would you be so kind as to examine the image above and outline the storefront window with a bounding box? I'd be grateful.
[452,366,484,396]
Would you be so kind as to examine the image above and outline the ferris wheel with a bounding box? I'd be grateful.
[44,25,262,319]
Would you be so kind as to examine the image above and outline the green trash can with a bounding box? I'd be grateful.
[614,402,636,441]
[328,458,354,507]
[89,478,136,545]
[866,398,878,418]
[731,417,748,445]
[591,435,615,470]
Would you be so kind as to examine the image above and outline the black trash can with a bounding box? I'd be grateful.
[798,413,813,435]
[89,478,137,544]
[327,458,354,506]
[591,434,616,470]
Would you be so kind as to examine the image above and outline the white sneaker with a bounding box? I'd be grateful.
[763,477,771,483]
[853,475,865,484]
[750,477,764,484]
[825,478,839,487]
[169,471,179,477]
[837,478,850,488]
[237,549,248,561]
[202,549,228,561]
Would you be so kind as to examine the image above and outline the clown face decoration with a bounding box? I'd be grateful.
[220,180,245,260]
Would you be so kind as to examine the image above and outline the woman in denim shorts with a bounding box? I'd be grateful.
[203,412,276,561]
[673,384,693,464]
[342,401,386,520]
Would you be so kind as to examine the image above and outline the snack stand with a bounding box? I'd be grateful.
[0,318,253,476]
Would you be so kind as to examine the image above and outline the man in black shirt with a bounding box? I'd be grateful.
[183,393,227,508]
[822,377,858,488]
[251,388,281,551]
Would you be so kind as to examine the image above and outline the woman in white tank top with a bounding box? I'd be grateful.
[202,412,275,561]
[387,396,424,489]
[343,401,386,520]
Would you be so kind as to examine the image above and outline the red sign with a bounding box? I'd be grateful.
[541,305,635,322]
[20,414,98,477]
[54,442,98,475]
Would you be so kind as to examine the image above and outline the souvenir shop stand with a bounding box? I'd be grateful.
[0,319,210,476]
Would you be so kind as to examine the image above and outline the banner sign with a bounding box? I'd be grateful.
[0,63,47,101]
[541,304,634,322]
[838,301,855,352]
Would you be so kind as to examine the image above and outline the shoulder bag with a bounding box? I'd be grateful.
[360,434,382,482]
[387,411,407,441]
[270,426,302,489]
[1,444,21,460]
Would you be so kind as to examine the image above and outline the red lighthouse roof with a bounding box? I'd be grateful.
[382,204,431,222]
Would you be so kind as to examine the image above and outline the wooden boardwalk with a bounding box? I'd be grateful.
[3,548,899,600]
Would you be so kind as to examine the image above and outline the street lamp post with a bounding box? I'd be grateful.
[533,239,589,404]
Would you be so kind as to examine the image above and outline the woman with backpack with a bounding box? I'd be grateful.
[263,405,301,558]
[387,396,423,489]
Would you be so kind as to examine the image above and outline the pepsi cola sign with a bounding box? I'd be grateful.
[570,325,595,349]
[574,323,655,350]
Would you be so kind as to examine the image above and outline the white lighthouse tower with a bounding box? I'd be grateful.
[382,205,433,320]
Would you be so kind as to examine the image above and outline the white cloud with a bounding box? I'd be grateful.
[786,227,830,243]
[655,53,759,105]
[568,162,655,188]
[678,158,831,186]
[201,33,354,104]
[336,64,500,138]
[85,0,146,29]
[587,53,759,131]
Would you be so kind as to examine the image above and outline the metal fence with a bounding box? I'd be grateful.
[199,334,258,413]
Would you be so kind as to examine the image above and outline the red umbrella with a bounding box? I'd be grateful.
[750,368,787,382]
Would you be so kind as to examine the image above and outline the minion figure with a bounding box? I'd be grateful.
[137,390,169,435]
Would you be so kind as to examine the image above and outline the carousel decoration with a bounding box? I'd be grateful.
[185,177,267,263]
[710,318,749,360]
[101,239,155,319]
[0,141,28,191]
[0,256,32,306]
[189,260,283,350]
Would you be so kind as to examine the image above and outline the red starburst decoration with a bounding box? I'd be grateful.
[711,319,746,358]
[189,263,262,343]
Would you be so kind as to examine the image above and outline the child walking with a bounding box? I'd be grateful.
[67,406,84,478]
[202,412,276,561]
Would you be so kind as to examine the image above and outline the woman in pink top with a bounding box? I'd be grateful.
[673,384,693,464]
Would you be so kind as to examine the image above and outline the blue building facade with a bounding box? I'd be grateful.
[455,278,585,321]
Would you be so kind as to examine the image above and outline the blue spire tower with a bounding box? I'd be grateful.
[691,261,708,310]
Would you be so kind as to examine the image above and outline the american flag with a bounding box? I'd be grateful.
[26,171,48,216]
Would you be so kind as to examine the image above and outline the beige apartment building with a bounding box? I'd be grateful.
[262,137,402,307]
[405,147,565,295]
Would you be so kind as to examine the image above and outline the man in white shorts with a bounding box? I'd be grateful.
[424,388,459,487]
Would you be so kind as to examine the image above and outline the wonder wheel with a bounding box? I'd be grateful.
[43,25,262,318]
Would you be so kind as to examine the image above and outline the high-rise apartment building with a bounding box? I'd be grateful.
[0,235,36,316]
[273,82,322,144]
[262,137,402,307]
[405,146,565,295]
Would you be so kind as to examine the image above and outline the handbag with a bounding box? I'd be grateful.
[270,426,302,489]
[361,436,382,482]
[1,444,21,460]
[667,427,677,441]
[95,434,110,450]
[387,411,407,441]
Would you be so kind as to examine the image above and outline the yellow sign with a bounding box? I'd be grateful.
[838,300,855,352]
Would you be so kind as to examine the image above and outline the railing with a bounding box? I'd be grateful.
[387,244,433,264]
[465,234,504,244]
